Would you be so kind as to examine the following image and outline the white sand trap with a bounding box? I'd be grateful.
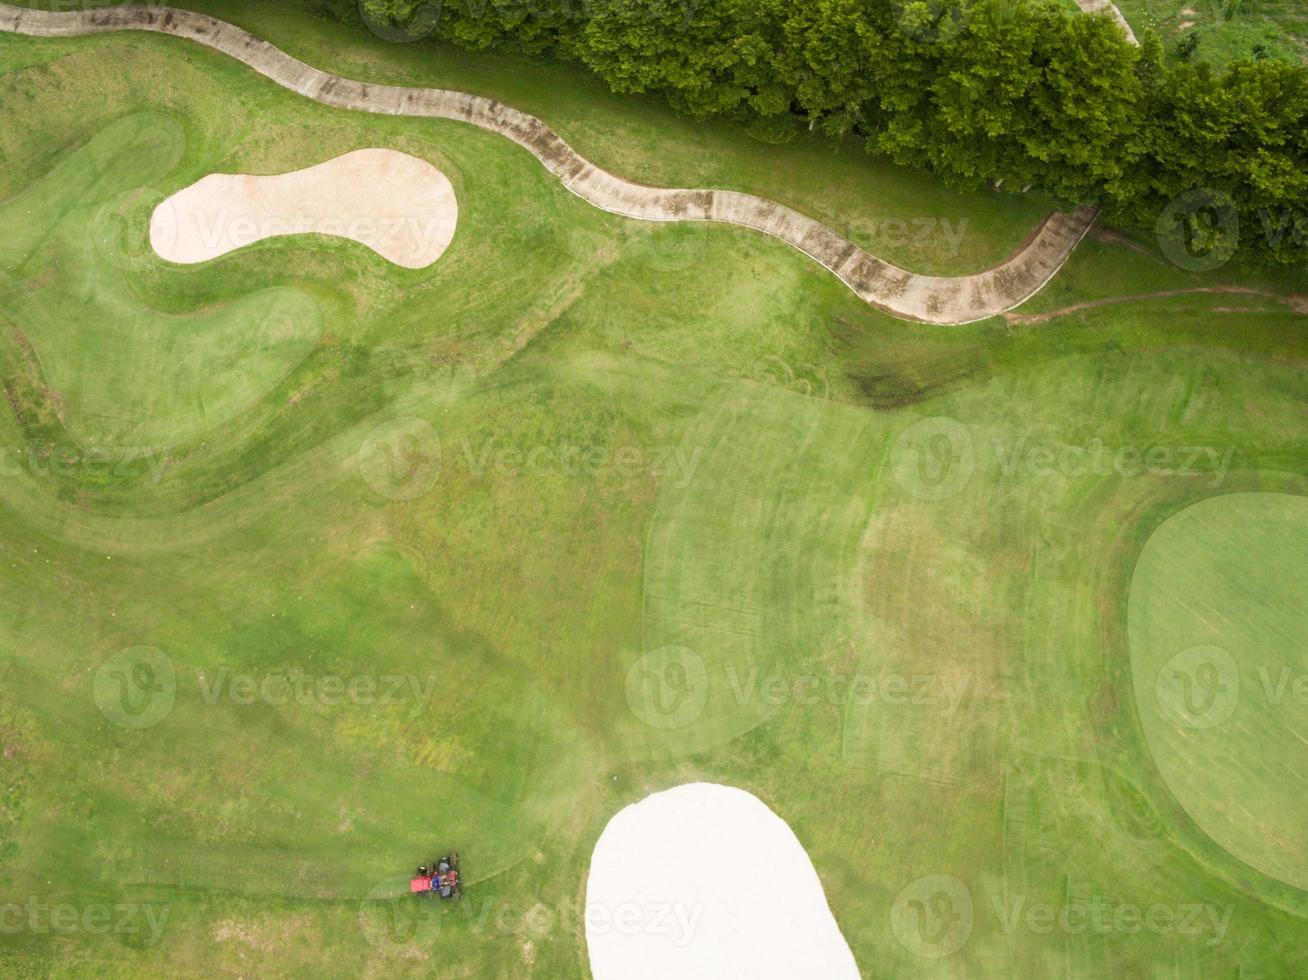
[150,148,457,268]
[585,783,859,980]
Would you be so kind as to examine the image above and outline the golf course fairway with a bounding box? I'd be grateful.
[0,0,1304,976]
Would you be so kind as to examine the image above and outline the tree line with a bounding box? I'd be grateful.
[310,0,1306,268]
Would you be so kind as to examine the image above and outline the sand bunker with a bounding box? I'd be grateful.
[585,783,859,980]
[150,148,457,268]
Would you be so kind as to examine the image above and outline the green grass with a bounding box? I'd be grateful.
[0,111,326,446]
[0,5,1306,978]
[1116,0,1308,64]
[12,0,1059,277]
[1128,492,1308,891]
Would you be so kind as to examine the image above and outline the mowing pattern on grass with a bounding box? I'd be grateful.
[0,112,325,446]
[0,5,1306,978]
[1128,491,1308,890]
[0,2,1099,325]
[632,384,883,757]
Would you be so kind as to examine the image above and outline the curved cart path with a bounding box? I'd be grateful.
[0,2,1100,325]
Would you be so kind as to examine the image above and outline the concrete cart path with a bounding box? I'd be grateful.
[0,2,1102,325]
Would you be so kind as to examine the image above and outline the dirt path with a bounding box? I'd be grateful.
[1002,287,1295,325]
[0,2,1100,325]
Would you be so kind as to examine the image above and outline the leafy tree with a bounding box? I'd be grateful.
[345,0,1308,266]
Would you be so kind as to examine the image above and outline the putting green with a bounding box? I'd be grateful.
[1128,492,1308,890]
